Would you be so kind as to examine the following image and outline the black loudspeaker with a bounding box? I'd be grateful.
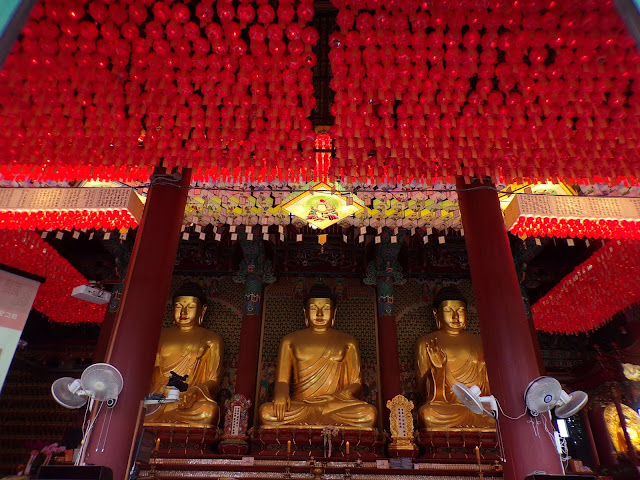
[37,466,113,480]
[526,474,596,480]
[129,429,156,480]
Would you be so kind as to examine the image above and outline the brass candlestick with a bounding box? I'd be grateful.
[475,446,484,480]
[310,458,324,479]
[284,440,291,479]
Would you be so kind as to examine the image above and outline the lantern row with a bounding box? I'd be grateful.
[0,0,317,183]
[328,0,640,184]
[0,188,143,231]
[183,182,464,231]
[504,193,640,239]
[532,240,640,334]
[0,209,138,231]
[509,217,640,240]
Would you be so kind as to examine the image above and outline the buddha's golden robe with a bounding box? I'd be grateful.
[415,330,494,429]
[144,326,223,427]
[259,328,377,428]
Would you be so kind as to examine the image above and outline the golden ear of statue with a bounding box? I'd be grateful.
[331,307,337,327]
[198,304,207,326]
[433,308,440,329]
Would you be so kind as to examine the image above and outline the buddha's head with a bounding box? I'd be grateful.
[433,286,468,334]
[173,282,207,330]
[303,283,337,330]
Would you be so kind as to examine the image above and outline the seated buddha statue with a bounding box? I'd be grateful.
[259,284,377,428]
[144,282,224,428]
[415,286,494,430]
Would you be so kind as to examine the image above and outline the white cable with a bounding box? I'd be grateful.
[75,401,104,466]
[495,398,528,420]
[541,413,557,446]
[100,407,114,453]
[81,400,90,438]
[494,413,507,462]
[527,416,541,438]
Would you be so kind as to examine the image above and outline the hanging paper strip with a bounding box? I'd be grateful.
[532,240,640,334]
[328,0,640,185]
[0,230,106,323]
[0,0,317,183]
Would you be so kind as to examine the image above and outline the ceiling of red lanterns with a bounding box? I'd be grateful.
[0,230,106,323]
[532,239,640,334]
[329,0,640,184]
[0,0,639,185]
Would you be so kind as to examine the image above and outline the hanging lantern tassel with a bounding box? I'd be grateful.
[318,233,327,253]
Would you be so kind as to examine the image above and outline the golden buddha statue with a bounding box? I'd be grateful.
[415,286,494,430]
[604,403,640,455]
[258,284,377,428]
[144,282,224,428]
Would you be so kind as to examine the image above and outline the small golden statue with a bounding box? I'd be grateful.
[258,284,377,428]
[415,286,494,430]
[622,363,640,382]
[144,282,224,428]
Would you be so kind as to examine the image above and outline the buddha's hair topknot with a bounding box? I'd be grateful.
[174,282,206,305]
[304,283,336,306]
[433,285,467,310]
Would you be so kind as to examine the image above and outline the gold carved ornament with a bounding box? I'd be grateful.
[386,395,417,451]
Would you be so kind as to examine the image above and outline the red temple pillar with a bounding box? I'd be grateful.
[375,276,403,428]
[218,290,262,455]
[457,178,563,480]
[84,169,191,480]
[588,406,618,467]
[378,314,402,413]
[234,289,263,402]
[580,408,600,470]
[230,233,270,405]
